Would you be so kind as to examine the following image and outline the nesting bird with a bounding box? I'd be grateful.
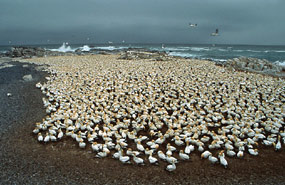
[28,54,284,172]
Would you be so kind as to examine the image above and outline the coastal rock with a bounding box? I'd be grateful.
[7,47,45,58]
[5,47,76,58]
[224,57,283,76]
[22,74,33,81]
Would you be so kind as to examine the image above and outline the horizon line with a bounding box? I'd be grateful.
[0,42,285,47]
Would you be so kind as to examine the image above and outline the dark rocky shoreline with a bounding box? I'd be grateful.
[0,58,285,184]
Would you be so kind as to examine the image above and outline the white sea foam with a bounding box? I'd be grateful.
[233,49,264,53]
[275,61,285,67]
[275,50,285,53]
[161,47,189,52]
[50,43,75,52]
[168,52,200,58]
[264,50,285,53]
[190,47,210,52]
[218,49,228,52]
[80,45,91,52]
[200,58,227,62]
[246,50,263,53]
[94,46,116,50]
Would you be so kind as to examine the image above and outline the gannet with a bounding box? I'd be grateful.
[119,154,130,164]
[166,160,176,172]
[79,140,86,148]
[96,151,109,158]
[44,133,50,143]
[218,151,228,168]
[179,150,190,160]
[158,151,167,161]
[189,23,198,27]
[37,133,43,142]
[133,155,144,165]
[166,154,178,164]
[208,154,218,164]
[136,141,145,152]
[273,135,281,151]
[211,29,219,36]
[148,152,158,165]
[248,149,258,156]
[201,151,211,159]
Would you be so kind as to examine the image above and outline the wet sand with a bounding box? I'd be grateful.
[0,57,285,184]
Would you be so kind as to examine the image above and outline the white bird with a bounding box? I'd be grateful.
[120,141,128,148]
[189,23,198,27]
[280,131,285,137]
[133,155,144,165]
[57,129,64,139]
[211,28,219,36]
[226,150,236,157]
[179,150,190,160]
[185,143,194,154]
[166,149,172,156]
[126,148,133,156]
[44,133,50,143]
[274,136,282,151]
[225,142,234,150]
[37,133,43,142]
[137,141,145,151]
[155,136,165,144]
[218,151,228,168]
[91,142,101,152]
[50,134,57,142]
[49,128,57,135]
[167,144,176,151]
[96,151,109,158]
[158,151,167,161]
[201,151,211,159]
[262,139,273,146]
[119,155,130,164]
[248,149,258,156]
[33,127,40,134]
[208,154,218,164]
[237,150,244,158]
[113,150,122,159]
[166,154,178,164]
[166,160,176,172]
[149,154,158,164]
[198,144,204,152]
[79,140,86,148]
[174,138,184,146]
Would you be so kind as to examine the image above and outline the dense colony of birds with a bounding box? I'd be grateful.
[28,55,285,171]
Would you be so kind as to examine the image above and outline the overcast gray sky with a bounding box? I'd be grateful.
[0,0,284,45]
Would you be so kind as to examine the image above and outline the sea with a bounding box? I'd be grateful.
[0,43,285,66]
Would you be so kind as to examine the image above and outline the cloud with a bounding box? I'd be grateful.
[0,0,284,45]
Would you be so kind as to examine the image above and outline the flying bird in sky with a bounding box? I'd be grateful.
[211,29,219,36]
[189,23,198,27]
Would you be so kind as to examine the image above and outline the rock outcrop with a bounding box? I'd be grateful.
[22,74,33,81]
[8,47,45,58]
[5,47,75,58]
[223,57,285,77]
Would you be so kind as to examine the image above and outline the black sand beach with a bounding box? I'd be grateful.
[0,58,285,185]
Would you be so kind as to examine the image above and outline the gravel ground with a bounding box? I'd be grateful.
[0,58,285,185]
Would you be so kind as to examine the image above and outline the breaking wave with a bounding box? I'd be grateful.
[50,43,75,52]
[274,61,285,67]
